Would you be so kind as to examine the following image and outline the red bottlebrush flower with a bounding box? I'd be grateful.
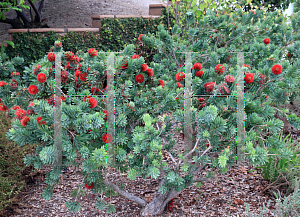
[176,72,185,81]
[0,81,8,87]
[136,74,144,83]
[83,96,92,102]
[88,67,91,71]
[65,51,74,61]
[175,97,178,100]
[103,110,109,120]
[232,23,235,25]
[88,48,97,57]
[69,54,79,63]
[209,36,211,38]
[28,102,34,107]
[75,70,81,77]
[195,70,203,77]
[91,87,100,94]
[138,34,144,41]
[287,53,293,57]
[0,103,7,111]
[102,133,113,143]
[121,61,128,69]
[12,105,20,110]
[37,73,47,83]
[264,38,271,44]
[79,72,88,81]
[225,75,235,83]
[15,109,27,119]
[177,82,183,88]
[28,85,38,95]
[194,63,202,70]
[243,64,251,70]
[61,70,68,78]
[215,64,225,75]
[85,182,94,189]
[11,70,20,77]
[54,41,62,48]
[36,117,43,125]
[20,116,30,127]
[244,73,254,84]
[146,68,153,76]
[158,80,165,87]
[141,64,147,72]
[204,82,216,93]
[272,64,282,75]
[61,96,66,101]
[198,98,204,103]
[132,54,140,59]
[47,52,56,62]
[88,97,97,108]
[259,74,266,86]
[200,103,206,108]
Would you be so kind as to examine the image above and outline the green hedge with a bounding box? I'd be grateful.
[5,8,174,69]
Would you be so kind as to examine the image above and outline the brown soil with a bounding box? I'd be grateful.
[0,0,163,44]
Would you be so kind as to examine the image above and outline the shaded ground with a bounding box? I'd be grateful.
[0,0,163,44]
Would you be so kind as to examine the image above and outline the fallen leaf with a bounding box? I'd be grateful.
[234,199,244,206]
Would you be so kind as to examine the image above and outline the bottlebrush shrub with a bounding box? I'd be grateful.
[1,7,300,216]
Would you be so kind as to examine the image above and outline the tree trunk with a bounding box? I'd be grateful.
[140,193,169,216]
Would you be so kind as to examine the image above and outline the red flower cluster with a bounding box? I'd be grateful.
[65,51,74,61]
[28,85,39,95]
[83,96,97,108]
[79,72,88,81]
[103,110,109,120]
[177,82,183,88]
[136,74,144,83]
[88,48,97,57]
[132,54,140,59]
[69,54,79,63]
[204,82,216,92]
[243,64,251,70]
[158,80,165,87]
[11,70,20,77]
[225,75,235,83]
[47,52,56,62]
[146,68,153,77]
[215,64,225,75]
[195,70,203,77]
[37,117,46,126]
[15,109,27,119]
[141,64,147,72]
[264,38,271,44]
[37,73,47,83]
[91,87,100,94]
[200,103,206,108]
[198,98,205,103]
[176,72,185,81]
[33,65,41,75]
[138,34,144,41]
[259,74,266,86]
[20,116,30,127]
[102,133,113,143]
[272,64,282,75]
[0,103,7,111]
[121,61,128,69]
[244,73,254,84]
[194,63,202,70]
[85,182,94,189]
[12,105,20,110]
[0,81,7,87]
